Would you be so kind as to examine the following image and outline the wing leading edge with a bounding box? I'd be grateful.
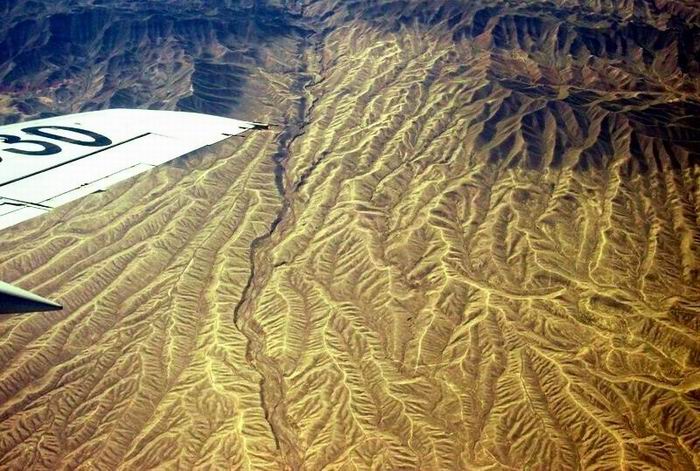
[0,108,258,230]
[0,108,263,313]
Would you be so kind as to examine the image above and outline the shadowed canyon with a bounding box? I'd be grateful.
[0,0,699,469]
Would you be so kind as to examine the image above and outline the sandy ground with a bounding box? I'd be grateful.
[1,1,699,469]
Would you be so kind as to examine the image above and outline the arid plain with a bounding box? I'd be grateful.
[1,0,699,469]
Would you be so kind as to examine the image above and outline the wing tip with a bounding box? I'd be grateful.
[0,281,63,314]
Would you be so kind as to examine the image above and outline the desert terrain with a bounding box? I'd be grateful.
[0,0,699,469]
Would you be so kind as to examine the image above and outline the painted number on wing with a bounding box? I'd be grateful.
[0,126,112,159]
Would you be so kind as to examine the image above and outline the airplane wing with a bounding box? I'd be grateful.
[0,108,263,313]
[0,281,62,313]
[0,108,260,230]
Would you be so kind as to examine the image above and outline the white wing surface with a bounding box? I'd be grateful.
[0,109,258,230]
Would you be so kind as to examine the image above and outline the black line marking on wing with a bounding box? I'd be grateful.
[0,133,151,188]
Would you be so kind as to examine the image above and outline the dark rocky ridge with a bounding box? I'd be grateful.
[2,0,697,174]
[0,0,307,123]
[305,0,700,174]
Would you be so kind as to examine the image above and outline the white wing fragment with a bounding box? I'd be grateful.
[0,280,62,313]
[0,108,258,230]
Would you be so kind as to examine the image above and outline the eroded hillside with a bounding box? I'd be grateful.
[1,0,699,469]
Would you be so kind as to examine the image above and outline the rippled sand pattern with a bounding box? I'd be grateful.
[1,1,700,469]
